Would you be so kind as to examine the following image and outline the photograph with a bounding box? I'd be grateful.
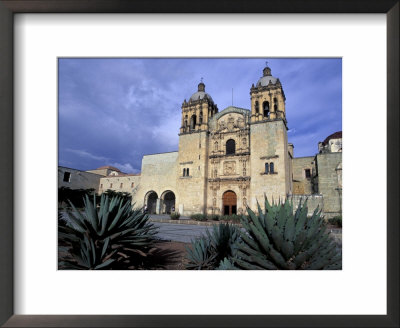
[58,58,342,270]
[1,0,397,325]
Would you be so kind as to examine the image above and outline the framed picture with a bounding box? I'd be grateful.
[1,1,398,327]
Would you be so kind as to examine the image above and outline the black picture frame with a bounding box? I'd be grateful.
[0,1,398,327]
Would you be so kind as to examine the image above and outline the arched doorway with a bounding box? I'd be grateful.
[145,191,158,214]
[161,190,176,214]
[222,190,237,215]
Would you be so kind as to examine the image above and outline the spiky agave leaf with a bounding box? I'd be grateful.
[217,258,237,270]
[206,223,241,263]
[185,223,240,270]
[58,194,158,270]
[185,237,217,270]
[233,198,341,270]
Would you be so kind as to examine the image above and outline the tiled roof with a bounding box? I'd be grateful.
[96,165,121,172]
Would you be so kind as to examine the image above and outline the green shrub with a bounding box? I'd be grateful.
[207,214,220,221]
[185,223,240,270]
[230,214,241,223]
[170,212,181,220]
[58,194,158,270]
[328,216,342,228]
[190,214,207,221]
[220,214,241,223]
[232,198,342,270]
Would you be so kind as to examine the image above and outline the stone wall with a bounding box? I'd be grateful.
[86,168,110,176]
[249,120,290,209]
[176,131,209,215]
[290,194,323,216]
[315,152,342,218]
[58,166,102,192]
[292,156,315,195]
[135,151,179,212]
[99,175,141,195]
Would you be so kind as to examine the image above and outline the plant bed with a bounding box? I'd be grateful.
[150,240,190,270]
[170,212,181,220]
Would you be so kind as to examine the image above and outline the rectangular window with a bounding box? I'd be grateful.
[100,184,103,189]
[265,163,269,174]
[131,182,134,188]
[110,183,113,188]
[120,183,123,188]
[63,172,71,182]
[305,169,311,178]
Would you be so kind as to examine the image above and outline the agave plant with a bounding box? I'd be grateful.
[185,223,240,270]
[233,198,341,270]
[58,194,158,270]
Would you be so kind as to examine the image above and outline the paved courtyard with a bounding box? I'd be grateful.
[152,221,213,243]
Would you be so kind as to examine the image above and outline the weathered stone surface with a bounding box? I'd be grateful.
[315,152,342,217]
[58,166,102,192]
[292,156,315,195]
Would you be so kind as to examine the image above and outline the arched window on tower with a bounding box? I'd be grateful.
[187,168,190,176]
[226,139,236,155]
[265,163,269,174]
[263,101,270,118]
[255,101,259,114]
[199,111,203,124]
[184,115,188,131]
[273,97,278,111]
[190,115,197,130]
[214,141,218,151]
[183,168,186,176]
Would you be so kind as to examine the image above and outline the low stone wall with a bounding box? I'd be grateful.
[289,194,323,216]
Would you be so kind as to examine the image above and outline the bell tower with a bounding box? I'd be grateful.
[249,63,292,209]
[250,63,286,123]
[176,81,218,215]
[180,80,218,134]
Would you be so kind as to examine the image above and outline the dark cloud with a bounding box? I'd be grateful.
[59,58,342,172]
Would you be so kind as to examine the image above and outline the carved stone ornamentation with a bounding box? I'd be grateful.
[223,161,236,175]
[227,115,235,131]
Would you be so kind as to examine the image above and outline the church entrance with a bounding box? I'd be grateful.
[161,190,176,214]
[145,191,158,214]
[222,190,237,215]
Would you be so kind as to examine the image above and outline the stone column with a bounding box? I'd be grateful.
[156,198,161,214]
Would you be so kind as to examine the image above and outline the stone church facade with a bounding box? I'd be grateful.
[60,64,342,218]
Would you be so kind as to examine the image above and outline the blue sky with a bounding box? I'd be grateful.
[58,58,342,174]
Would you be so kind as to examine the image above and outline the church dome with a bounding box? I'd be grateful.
[322,131,342,145]
[189,81,213,102]
[256,65,278,87]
